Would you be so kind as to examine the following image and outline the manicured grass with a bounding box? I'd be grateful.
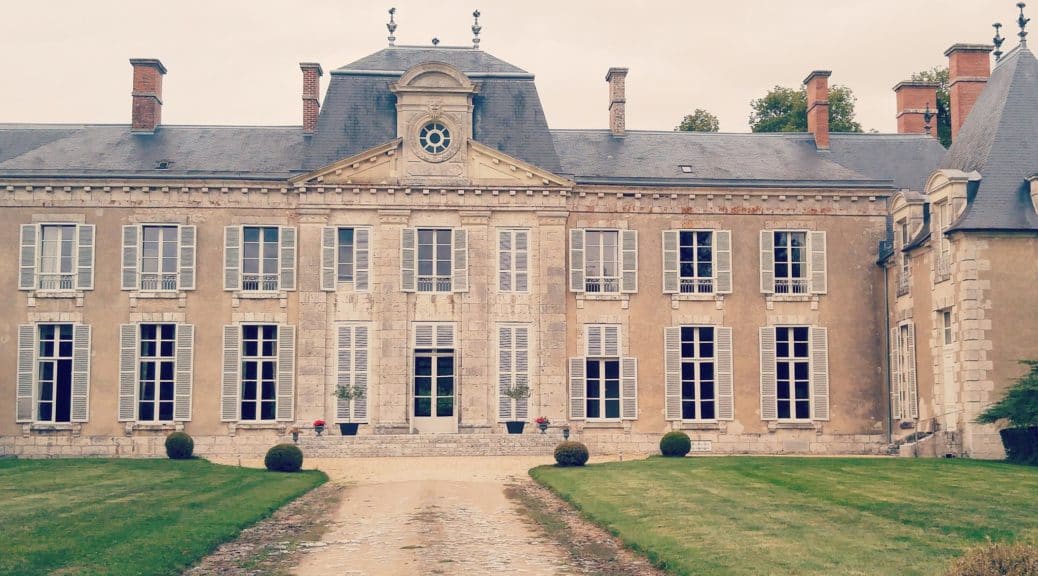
[0,458,325,576]
[531,457,1038,576]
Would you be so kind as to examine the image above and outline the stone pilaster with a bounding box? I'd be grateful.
[295,209,330,425]
[536,211,569,422]
[375,209,411,431]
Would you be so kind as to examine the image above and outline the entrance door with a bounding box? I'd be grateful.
[413,348,457,433]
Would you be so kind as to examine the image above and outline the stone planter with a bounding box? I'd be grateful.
[339,423,360,436]
[505,421,526,434]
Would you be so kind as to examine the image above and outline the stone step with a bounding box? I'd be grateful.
[296,432,566,457]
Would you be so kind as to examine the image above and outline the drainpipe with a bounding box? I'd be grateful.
[883,263,893,444]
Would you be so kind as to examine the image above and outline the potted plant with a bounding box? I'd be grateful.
[313,419,326,436]
[502,382,531,434]
[335,384,366,436]
[977,360,1038,465]
[535,416,550,434]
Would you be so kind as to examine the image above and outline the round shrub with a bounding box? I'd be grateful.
[164,432,194,460]
[660,431,692,457]
[554,441,589,467]
[945,542,1038,576]
[264,443,303,472]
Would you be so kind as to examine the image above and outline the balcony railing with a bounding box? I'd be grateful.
[38,273,75,291]
[242,273,279,291]
[774,277,809,294]
[585,277,620,293]
[680,277,714,294]
[896,272,911,297]
[935,252,951,283]
[140,273,178,291]
[417,277,452,292]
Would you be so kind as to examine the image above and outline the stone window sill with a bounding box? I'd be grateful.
[767,421,821,433]
[229,422,287,434]
[581,421,629,430]
[766,294,818,303]
[577,293,630,301]
[132,291,183,299]
[670,293,720,302]
[677,421,723,431]
[125,422,182,434]
[32,290,83,299]
[28,423,80,434]
[235,291,286,299]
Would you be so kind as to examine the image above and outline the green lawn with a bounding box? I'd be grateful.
[0,458,325,576]
[531,457,1038,576]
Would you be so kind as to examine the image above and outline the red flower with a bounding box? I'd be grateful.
[535,417,550,425]
[313,419,326,427]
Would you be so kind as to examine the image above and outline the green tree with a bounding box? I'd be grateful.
[910,66,951,147]
[749,85,862,133]
[676,108,720,132]
[977,360,1038,427]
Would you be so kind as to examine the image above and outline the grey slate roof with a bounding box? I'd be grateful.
[338,46,528,75]
[0,124,307,179]
[940,44,1038,231]
[551,130,944,189]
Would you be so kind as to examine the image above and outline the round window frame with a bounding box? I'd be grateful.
[410,116,461,163]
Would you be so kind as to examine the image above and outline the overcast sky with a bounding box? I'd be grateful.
[0,0,1020,133]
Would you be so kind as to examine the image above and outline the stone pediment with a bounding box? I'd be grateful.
[291,137,572,188]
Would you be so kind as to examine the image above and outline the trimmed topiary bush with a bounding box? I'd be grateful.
[554,441,589,467]
[264,443,303,472]
[945,543,1038,576]
[164,432,194,460]
[660,431,692,457]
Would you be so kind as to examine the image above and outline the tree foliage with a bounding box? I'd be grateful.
[749,85,862,133]
[977,360,1038,427]
[676,108,720,132]
[910,66,951,148]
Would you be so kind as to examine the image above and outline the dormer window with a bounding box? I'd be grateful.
[419,122,452,155]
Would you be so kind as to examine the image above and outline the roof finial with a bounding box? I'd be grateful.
[1018,2,1029,44]
[472,10,482,49]
[387,8,398,47]
[923,102,934,135]
[994,22,1005,61]
[432,37,440,46]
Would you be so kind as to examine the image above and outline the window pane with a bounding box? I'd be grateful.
[586,379,600,399]
[139,403,154,421]
[701,402,716,420]
[263,227,278,243]
[795,380,810,400]
[682,402,695,420]
[261,402,276,420]
[777,380,790,400]
[586,399,600,419]
[697,232,712,246]
[586,360,600,379]
[605,379,620,399]
[681,381,695,399]
[241,402,256,420]
[794,362,809,380]
[605,399,620,419]
[436,397,454,417]
[604,360,620,379]
[415,357,432,376]
[681,362,696,380]
[261,380,276,400]
[795,401,811,419]
[700,362,714,381]
[415,377,432,397]
[242,379,257,400]
[701,381,715,400]
[436,376,453,397]
[158,402,173,421]
[777,401,791,420]
[415,397,432,417]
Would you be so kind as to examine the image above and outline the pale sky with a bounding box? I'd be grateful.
[0,0,1019,133]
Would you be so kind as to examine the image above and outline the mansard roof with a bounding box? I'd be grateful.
[940,44,1038,231]
[337,46,529,75]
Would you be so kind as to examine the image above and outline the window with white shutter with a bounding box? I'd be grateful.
[412,322,457,419]
[893,322,918,420]
[581,324,635,421]
[809,231,827,294]
[571,229,636,294]
[123,224,195,291]
[497,324,531,421]
[322,227,372,292]
[760,325,829,422]
[229,226,295,292]
[16,325,35,422]
[226,324,295,422]
[30,324,90,423]
[666,325,734,421]
[499,229,530,293]
[24,223,94,292]
[336,323,370,423]
[135,324,177,422]
[402,228,466,293]
[663,230,731,295]
[760,230,825,295]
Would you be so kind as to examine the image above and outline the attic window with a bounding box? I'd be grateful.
[679,165,693,174]
[419,122,452,155]
[154,159,174,170]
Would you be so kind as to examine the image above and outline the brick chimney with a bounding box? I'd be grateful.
[893,81,939,137]
[804,70,831,150]
[945,44,993,141]
[130,59,166,134]
[606,67,628,138]
[300,62,323,136]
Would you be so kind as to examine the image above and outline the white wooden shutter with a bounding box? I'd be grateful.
[121,225,139,291]
[621,357,638,419]
[515,326,530,419]
[221,325,240,421]
[174,324,194,421]
[355,228,371,292]
[179,225,197,291]
[621,229,638,293]
[498,326,514,420]
[809,230,827,294]
[16,324,35,422]
[353,325,369,421]
[71,324,91,422]
[515,230,529,292]
[499,231,513,292]
[586,325,603,356]
[224,226,240,291]
[569,229,584,292]
[279,227,296,291]
[760,230,774,294]
[118,324,138,421]
[569,357,586,420]
[321,227,336,291]
[401,228,416,292]
[76,224,95,290]
[336,325,353,422]
[276,325,296,421]
[453,228,468,292]
[662,230,679,294]
[435,324,455,348]
[664,326,681,420]
[604,325,621,357]
[715,230,733,294]
[19,224,36,290]
[414,323,434,348]
[759,326,778,420]
[890,327,902,420]
[336,324,370,423]
[811,326,830,421]
[717,326,734,420]
[906,323,918,419]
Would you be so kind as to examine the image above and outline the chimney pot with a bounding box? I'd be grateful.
[803,70,831,150]
[129,58,166,134]
[893,81,940,137]
[300,62,324,136]
[606,67,628,138]
[944,43,993,141]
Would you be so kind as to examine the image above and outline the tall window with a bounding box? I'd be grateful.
[242,227,279,291]
[38,225,76,290]
[241,325,278,421]
[337,228,355,283]
[679,231,714,293]
[417,229,452,292]
[586,358,621,419]
[773,231,808,294]
[139,324,175,421]
[776,326,810,420]
[680,326,716,420]
[942,310,953,345]
[140,225,179,290]
[37,324,74,422]
[414,348,454,418]
[499,229,529,292]
[585,230,620,293]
